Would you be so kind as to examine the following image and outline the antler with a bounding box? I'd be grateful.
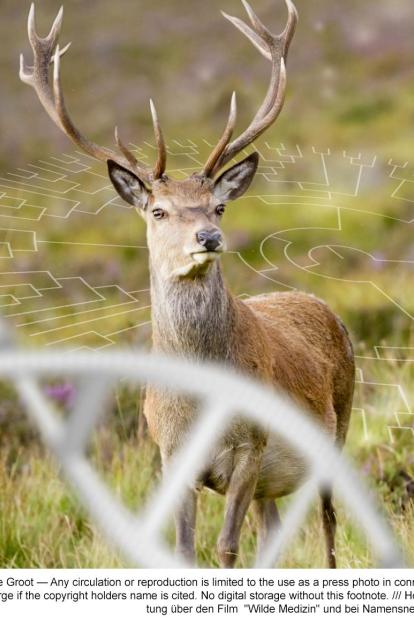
[19,4,167,184]
[202,0,298,178]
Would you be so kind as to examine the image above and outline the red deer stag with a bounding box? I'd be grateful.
[20,1,355,568]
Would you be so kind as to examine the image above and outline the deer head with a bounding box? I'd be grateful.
[20,1,297,280]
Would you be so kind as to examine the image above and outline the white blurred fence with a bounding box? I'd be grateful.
[0,323,404,568]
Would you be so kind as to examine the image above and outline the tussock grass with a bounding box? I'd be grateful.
[1,413,413,568]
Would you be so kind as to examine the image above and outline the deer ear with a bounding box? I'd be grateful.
[213,152,259,202]
[107,160,150,209]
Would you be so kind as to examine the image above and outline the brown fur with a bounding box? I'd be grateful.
[144,251,355,566]
[109,165,355,568]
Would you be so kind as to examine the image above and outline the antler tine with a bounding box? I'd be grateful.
[115,101,167,182]
[221,10,271,61]
[27,3,40,51]
[45,5,64,49]
[236,0,297,61]
[241,0,280,51]
[115,123,161,183]
[281,0,298,60]
[115,126,140,169]
[20,4,166,184]
[150,99,167,180]
[203,0,297,178]
[202,92,237,178]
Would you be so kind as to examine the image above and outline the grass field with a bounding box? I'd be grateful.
[1,371,413,569]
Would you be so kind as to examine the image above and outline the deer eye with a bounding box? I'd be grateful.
[152,208,167,220]
[215,204,225,216]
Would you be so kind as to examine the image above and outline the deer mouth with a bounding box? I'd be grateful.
[171,250,222,279]
[191,251,222,265]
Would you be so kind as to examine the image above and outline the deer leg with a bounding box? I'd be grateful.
[174,487,198,565]
[251,498,280,559]
[320,488,337,568]
[217,450,261,568]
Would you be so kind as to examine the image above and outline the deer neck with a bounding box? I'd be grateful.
[150,262,235,361]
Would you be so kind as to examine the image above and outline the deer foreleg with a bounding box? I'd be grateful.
[320,488,337,568]
[217,448,262,568]
[174,487,198,565]
[251,497,280,559]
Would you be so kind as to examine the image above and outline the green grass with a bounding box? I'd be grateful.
[1,388,413,568]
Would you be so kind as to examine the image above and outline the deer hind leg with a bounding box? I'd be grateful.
[217,448,261,568]
[320,402,339,568]
[174,487,198,565]
[320,488,337,568]
[251,498,280,560]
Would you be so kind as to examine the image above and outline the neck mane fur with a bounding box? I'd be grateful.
[150,262,235,362]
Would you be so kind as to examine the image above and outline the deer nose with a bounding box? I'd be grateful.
[196,229,222,252]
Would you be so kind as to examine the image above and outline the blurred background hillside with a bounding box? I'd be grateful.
[1,0,414,167]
